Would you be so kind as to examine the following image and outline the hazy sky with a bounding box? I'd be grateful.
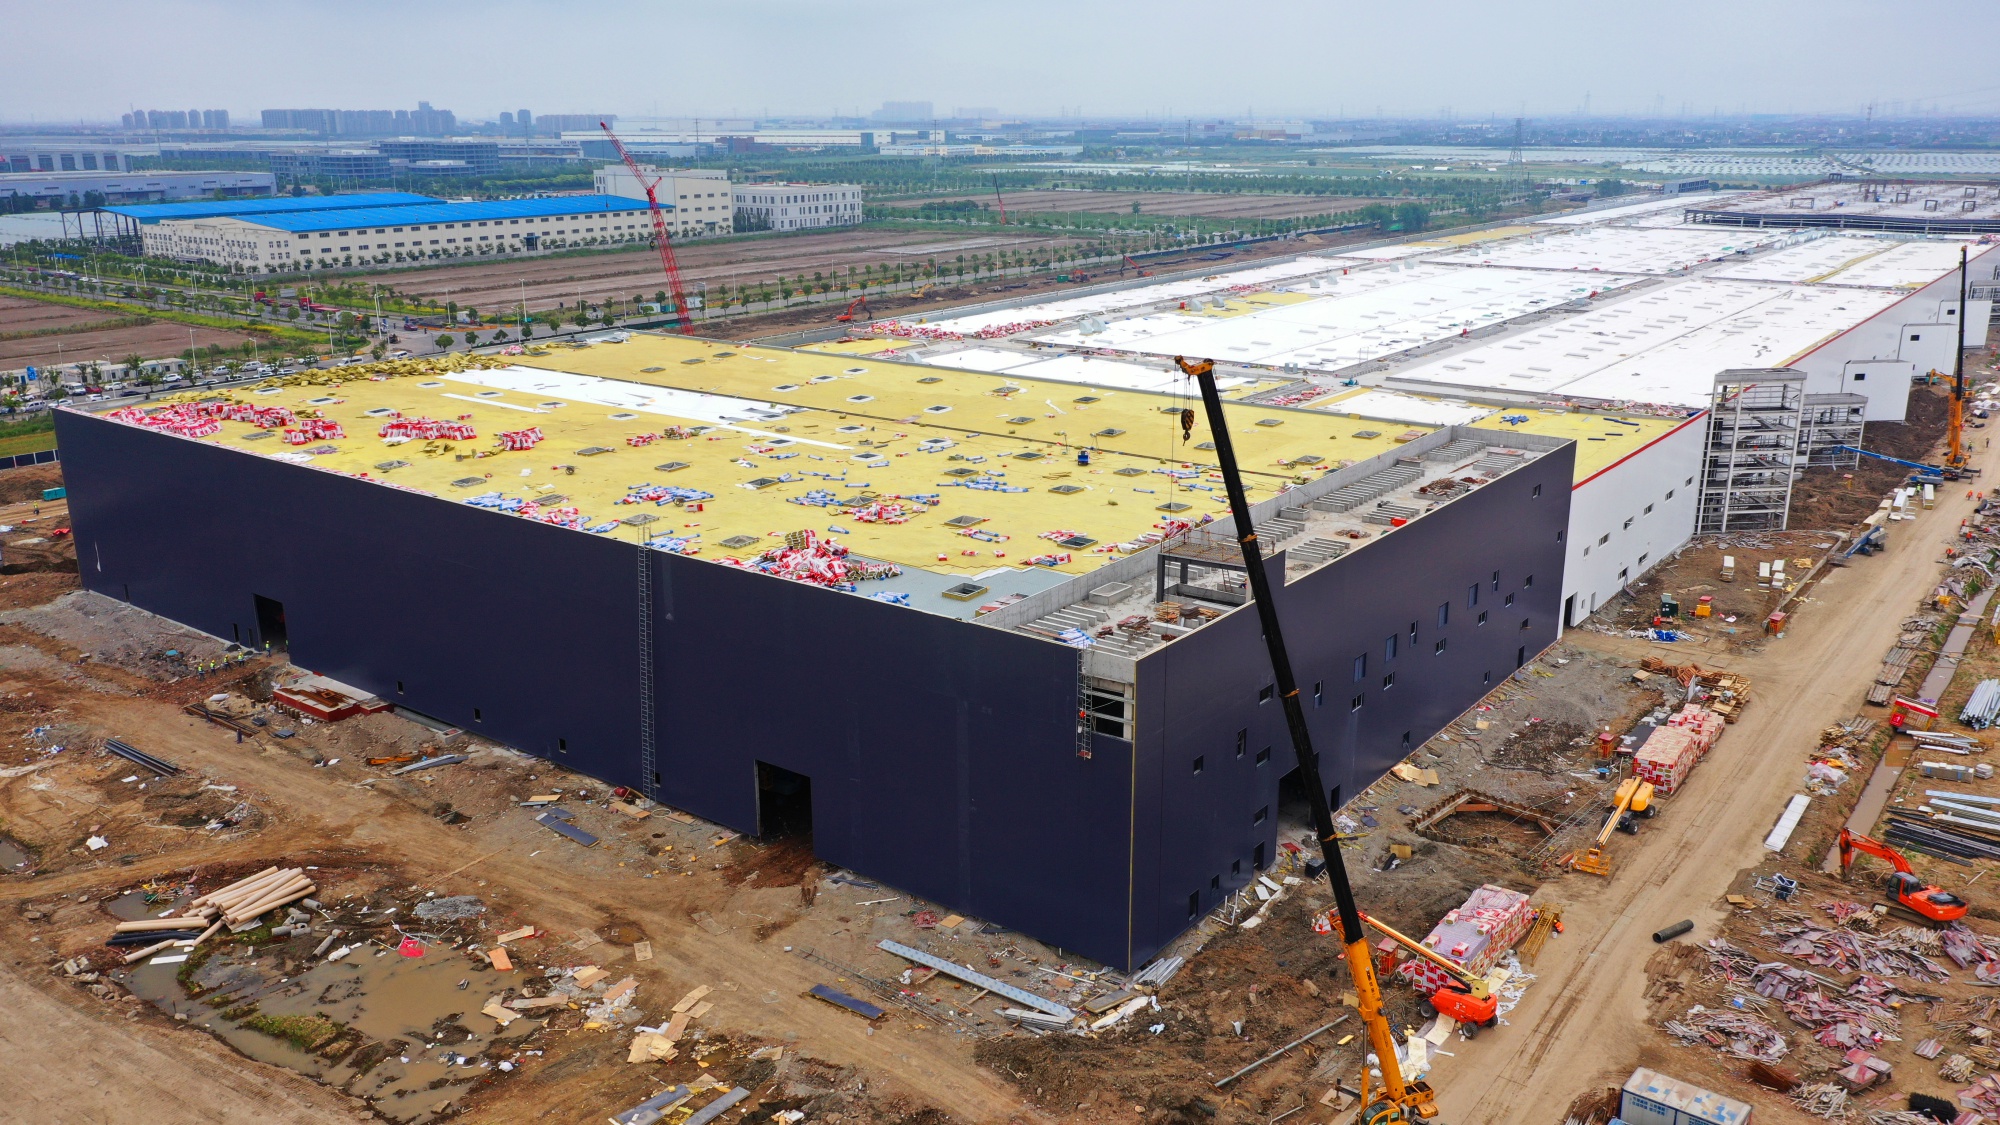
[9,0,2000,124]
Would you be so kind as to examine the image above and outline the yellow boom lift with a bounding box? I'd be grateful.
[1570,776,1654,876]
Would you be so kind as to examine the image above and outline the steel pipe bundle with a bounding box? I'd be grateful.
[104,738,179,776]
[192,866,316,928]
[1963,679,2000,729]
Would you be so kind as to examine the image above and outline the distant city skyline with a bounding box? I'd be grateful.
[6,0,2000,125]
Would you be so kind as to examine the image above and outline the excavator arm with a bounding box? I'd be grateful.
[1837,829,1969,923]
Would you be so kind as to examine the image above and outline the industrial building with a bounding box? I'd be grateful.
[594,165,735,238]
[0,170,274,209]
[260,104,459,136]
[129,194,655,271]
[731,182,865,231]
[860,186,1996,634]
[1,140,145,174]
[57,333,1572,970]
[1687,181,2000,234]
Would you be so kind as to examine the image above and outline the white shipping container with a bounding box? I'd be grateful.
[1621,1068,1752,1125]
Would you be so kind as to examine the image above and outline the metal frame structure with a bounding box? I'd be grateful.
[1800,392,1867,469]
[1698,369,1806,534]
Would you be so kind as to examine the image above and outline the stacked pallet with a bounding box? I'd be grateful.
[1396,884,1533,993]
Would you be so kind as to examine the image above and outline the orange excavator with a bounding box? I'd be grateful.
[834,296,872,324]
[1837,829,1969,924]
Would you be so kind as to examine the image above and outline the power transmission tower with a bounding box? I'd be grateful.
[1509,117,1526,195]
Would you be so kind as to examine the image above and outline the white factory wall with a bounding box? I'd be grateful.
[593,165,733,238]
[1559,414,1708,632]
[1790,245,2000,422]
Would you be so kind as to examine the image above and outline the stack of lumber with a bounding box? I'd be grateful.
[192,866,318,931]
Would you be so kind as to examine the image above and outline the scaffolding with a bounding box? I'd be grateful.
[1800,393,1866,469]
[1698,369,1806,534]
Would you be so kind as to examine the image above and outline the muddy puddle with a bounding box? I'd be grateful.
[121,940,539,1123]
[103,887,192,920]
[0,835,32,873]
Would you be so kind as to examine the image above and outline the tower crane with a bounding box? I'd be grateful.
[1173,354,1443,1124]
[600,121,696,336]
[991,175,1008,225]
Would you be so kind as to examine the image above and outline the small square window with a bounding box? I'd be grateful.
[1382,672,1396,690]
[1478,610,1488,626]
[1258,684,1275,703]
[1665,490,1675,500]
[1521,617,1531,630]
[1435,638,1447,655]
[1644,504,1653,516]
[1598,533,1610,546]
[1583,546,1591,557]
[1253,806,1269,825]
[1350,693,1365,712]
[473,708,483,721]
[1483,670,1492,685]
[1211,875,1221,890]
[1256,747,1271,766]
[1188,892,1200,920]
[1532,484,1542,498]
[1232,860,1242,876]
[1192,755,1205,774]
[1685,476,1694,486]
[1623,517,1634,530]
[1401,731,1412,750]
[1524,574,1533,588]
[1505,593,1515,607]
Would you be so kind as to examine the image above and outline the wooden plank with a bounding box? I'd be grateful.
[609,800,651,820]
[487,946,513,971]
[496,925,537,943]
[633,941,653,962]
[672,984,712,1013]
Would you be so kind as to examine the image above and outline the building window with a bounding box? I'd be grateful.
[1435,638,1447,655]
[1258,684,1275,703]
[1313,681,1323,707]
[558,738,567,752]
[1524,575,1533,588]
[1353,654,1367,682]
[1492,571,1501,592]
[1644,504,1654,516]
[1235,729,1247,758]
[1505,593,1515,607]
[1382,672,1396,690]
[1188,892,1200,920]
[1665,490,1675,500]
[1192,755,1204,775]
[1483,670,1492,685]
[1853,371,1867,381]
[1583,546,1591,557]
[1350,693,1364,712]
[1598,533,1610,546]
[1253,806,1269,825]
[473,708,483,721]
[1232,860,1242,876]
[1468,584,1479,608]
[1521,617,1531,630]
[1255,748,1270,766]
[1409,621,1419,643]
[1211,875,1221,890]
[1623,517,1634,530]
[1083,679,1132,739]
[1478,610,1488,626]
[1437,603,1449,628]
[1386,634,1398,660]
[1402,731,1412,750]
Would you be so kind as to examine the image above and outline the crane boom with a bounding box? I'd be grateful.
[600,121,696,336]
[1173,354,1438,1124]
[991,175,1007,225]
[1950,245,1970,469]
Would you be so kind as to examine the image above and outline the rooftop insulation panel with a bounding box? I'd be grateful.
[1388,279,1903,408]
[1025,264,1637,373]
[1704,235,1978,289]
[119,335,1441,605]
[1426,225,1790,275]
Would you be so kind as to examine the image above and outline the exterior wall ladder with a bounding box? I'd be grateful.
[637,546,657,796]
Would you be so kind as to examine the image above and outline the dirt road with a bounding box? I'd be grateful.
[1432,443,1999,1122]
[0,960,375,1125]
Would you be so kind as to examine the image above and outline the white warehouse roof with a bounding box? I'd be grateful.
[1705,234,1978,289]
[1427,224,1791,275]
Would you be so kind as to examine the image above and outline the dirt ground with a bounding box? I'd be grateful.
[1790,382,1956,532]
[0,292,111,332]
[380,226,1097,314]
[0,318,267,371]
[885,191,1383,222]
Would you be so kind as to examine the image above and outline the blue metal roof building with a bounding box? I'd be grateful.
[242,195,658,233]
[105,192,441,224]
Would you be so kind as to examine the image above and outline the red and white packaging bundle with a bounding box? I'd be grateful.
[1665,705,1723,753]
[1396,884,1533,993]
[105,404,222,439]
[1635,725,1702,795]
[289,418,344,441]
[379,416,476,441]
[199,402,296,429]
[626,433,661,447]
[1026,552,1072,567]
[498,427,544,451]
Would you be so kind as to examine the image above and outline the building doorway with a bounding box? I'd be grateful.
[1563,594,1578,628]
[253,595,287,649]
[755,761,813,840]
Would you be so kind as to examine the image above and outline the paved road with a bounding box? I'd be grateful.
[1432,440,1996,1123]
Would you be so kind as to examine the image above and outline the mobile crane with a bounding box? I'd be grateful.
[1173,354,1443,1124]
[1948,245,1972,473]
[1570,776,1654,877]
[1836,829,1969,924]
